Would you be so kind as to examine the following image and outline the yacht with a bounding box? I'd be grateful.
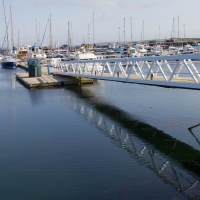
[74,52,104,72]
[183,44,194,54]
[151,45,163,56]
[28,46,47,60]
[168,46,178,55]
[127,47,140,57]
[134,44,147,54]
[1,55,17,69]
[16,46,29,61]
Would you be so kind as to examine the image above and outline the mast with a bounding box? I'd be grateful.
[18,30,20,47]
[71,22,73,50]
[159,25,161,45]
[35,19,38,45]
[49,14,52,53]
[118,27,120,46]
[173,17,175,39]
[68,21,70,51]
[130,17,132,46]
[142,20,144,43]
[3,0,9,51]
[38,23,40,45]
[93,12,94,46]
[178,16,179,38]
[82,35,85,45]
[24,29,26,46]
[88,24,90,50]
[10,5,14,50]
[123,17,125,46]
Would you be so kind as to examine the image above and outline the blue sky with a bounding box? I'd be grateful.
[1,0,200,47]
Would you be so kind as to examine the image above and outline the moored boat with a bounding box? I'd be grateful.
[74,52,105,71]
[183,44,194,54]
[1,56,17,69]
[16,46,29,61]
[168,46,178,55]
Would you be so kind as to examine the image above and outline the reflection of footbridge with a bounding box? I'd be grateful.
[62,87,200,199]
[56,54,200,90]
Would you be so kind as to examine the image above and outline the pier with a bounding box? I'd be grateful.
[16,62,93,88]
[16,54,200,90]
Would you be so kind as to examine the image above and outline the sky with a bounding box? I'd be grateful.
[1,0,200,47]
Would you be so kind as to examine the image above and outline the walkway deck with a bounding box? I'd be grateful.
[55,54,200,90]
[16,62,92,88]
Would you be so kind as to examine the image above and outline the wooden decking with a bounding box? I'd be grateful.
[16,62,93,88]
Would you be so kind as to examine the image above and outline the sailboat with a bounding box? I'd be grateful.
[1,2,17,69]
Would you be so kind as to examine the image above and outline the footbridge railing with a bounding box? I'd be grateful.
[56,54,200,89]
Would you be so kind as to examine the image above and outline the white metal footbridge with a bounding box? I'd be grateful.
[55,54,200,89]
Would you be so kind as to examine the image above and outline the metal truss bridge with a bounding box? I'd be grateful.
[55,54,200,90]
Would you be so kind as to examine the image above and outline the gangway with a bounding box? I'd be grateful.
[55,54,200,89]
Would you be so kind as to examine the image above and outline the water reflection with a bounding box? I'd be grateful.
[61,85,200,200]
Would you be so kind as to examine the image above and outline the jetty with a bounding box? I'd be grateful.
[16,62,93,88]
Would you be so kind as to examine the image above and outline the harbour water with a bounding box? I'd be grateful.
[0,66,200,200]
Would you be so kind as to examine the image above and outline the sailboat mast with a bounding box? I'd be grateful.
[93,12,94,46]
[88,24,90,50]
[124,17,125,47]
[18,30,20,47]
[118,27,120,45]
[130,17,132,46]
[159,25,161,44]
[142,20,144,43]
[173,17,175,39]
[10,5,14,50]
[68,21,70,51]
[49,14,52,53]
[178,16,179,38]
[38,23,40,45]
[35,19,38,45]
[3,0,9,50]
[24,29,26,46]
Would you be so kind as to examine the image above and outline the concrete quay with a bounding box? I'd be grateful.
[16,62,93,88]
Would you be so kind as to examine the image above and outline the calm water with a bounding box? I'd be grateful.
[0,66,200,200]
